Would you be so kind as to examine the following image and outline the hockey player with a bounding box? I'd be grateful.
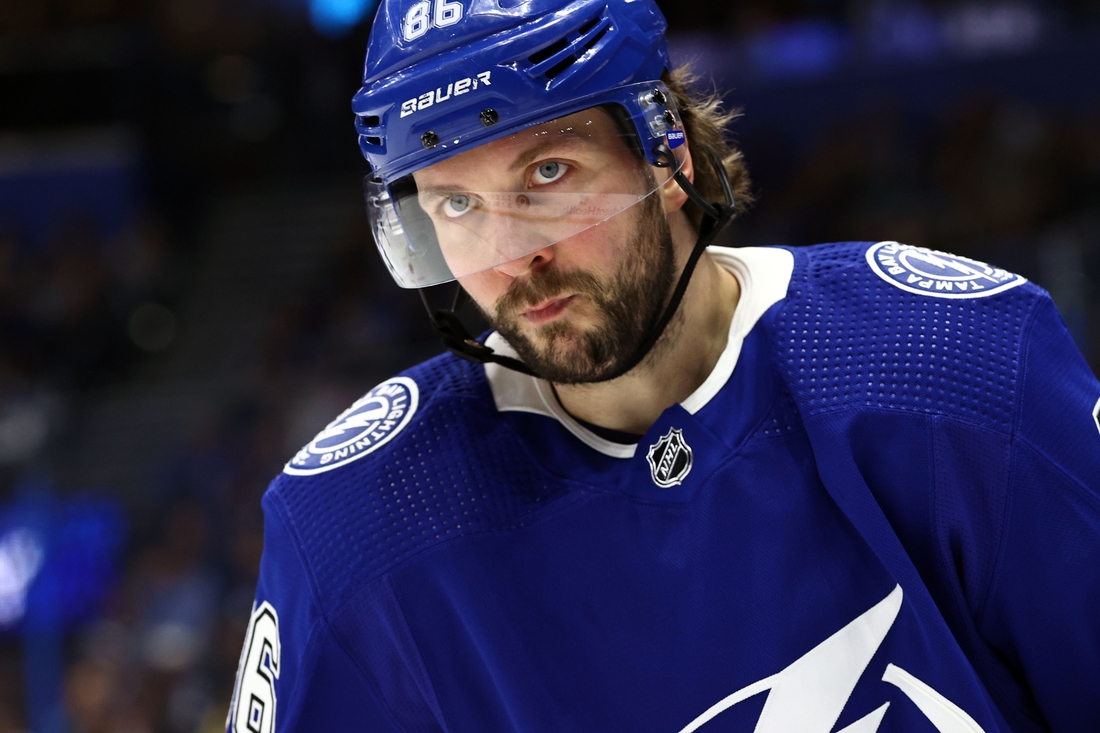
[228,0,1100,730]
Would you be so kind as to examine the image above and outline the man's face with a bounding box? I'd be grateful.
[412,108,677,383]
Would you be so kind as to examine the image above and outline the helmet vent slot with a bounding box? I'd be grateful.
[544,55,576,79]
[524,12,610,82]
[358,114,385,150]
[527,37,570,65]
[577,17,601,35]
[581,26,608,52]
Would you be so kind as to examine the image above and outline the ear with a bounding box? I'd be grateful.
[659,144,693,213]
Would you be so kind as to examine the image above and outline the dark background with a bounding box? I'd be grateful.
[0,0,1097,730]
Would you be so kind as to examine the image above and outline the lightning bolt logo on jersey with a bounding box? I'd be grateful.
[866,242,1025,299]
[680,587,988,733]
[284,377,418,475]
[243,244,1100,732]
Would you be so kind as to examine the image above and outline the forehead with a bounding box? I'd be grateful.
[412,107,632,185]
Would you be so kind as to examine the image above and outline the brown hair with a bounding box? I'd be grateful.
[663,67,752,230]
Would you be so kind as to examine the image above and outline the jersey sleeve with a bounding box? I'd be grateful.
[978,293,1100,731]
[227,492,404,733]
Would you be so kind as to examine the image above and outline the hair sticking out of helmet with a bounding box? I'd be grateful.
[660,67,754,230]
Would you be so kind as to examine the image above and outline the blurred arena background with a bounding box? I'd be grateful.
[0,0,1097,730]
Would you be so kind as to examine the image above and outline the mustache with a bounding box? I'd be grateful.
[495,266,606,316]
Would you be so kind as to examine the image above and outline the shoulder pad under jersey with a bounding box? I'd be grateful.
[268,353,569,614]
[772,241,1040,431]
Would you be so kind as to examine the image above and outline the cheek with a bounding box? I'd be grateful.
[554,218,631,272]
[437,226,481,281]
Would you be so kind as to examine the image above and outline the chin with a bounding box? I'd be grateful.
[534,343,624,385]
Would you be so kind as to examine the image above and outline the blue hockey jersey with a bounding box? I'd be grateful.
[229,242,1100,733]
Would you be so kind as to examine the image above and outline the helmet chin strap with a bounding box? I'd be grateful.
[419,286,539,376]
[418,148,737,381]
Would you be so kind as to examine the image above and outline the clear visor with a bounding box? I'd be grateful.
[366,88,687,288]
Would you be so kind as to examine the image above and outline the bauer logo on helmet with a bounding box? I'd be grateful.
[400,71,492,118]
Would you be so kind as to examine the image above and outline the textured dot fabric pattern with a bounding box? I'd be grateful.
[759,383,802,439]
[273,355,569,613]
[246,243,1100,733]
[774,242,1040,430]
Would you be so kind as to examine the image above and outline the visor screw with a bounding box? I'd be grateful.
[652,88,667,106]
[479,108,499,126]
[663,110,676,127]
[421,131,439,149]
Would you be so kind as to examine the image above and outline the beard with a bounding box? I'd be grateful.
[484,193,677,384]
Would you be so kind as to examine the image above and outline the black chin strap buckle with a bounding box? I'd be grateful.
[419,289,537,376]
[429,307,487,359]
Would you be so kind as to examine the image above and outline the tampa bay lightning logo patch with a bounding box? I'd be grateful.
[285,377,418,476]
[866,241,1026,299]
[647,427,693,488]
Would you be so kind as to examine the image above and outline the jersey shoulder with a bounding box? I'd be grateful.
[771,241,1047,430]
[265,352,569,614]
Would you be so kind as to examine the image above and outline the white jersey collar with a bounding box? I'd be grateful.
[484,246,795,458]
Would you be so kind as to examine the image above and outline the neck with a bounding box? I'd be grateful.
[553,236,741,436]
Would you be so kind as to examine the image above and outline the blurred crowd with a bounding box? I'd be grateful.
[0,213,430,732]
[0,206,194,732]
[738,98,1100,362]
[0,210,180,460]
[0,0,1098,731]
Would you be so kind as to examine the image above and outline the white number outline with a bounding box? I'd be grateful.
[434,0,463,27]
[402,0,463,41]
[229,601,281,733]
[402,0,431,41]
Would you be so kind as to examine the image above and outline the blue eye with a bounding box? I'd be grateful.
[532,161,568,185]
[443,193,471,218]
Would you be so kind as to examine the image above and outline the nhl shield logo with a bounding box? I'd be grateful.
[647,427,693,488]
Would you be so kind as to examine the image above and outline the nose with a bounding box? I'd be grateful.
[493,243,555,278]
[479,205,555,278]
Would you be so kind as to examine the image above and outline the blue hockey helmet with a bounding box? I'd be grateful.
[352,0,688,289]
